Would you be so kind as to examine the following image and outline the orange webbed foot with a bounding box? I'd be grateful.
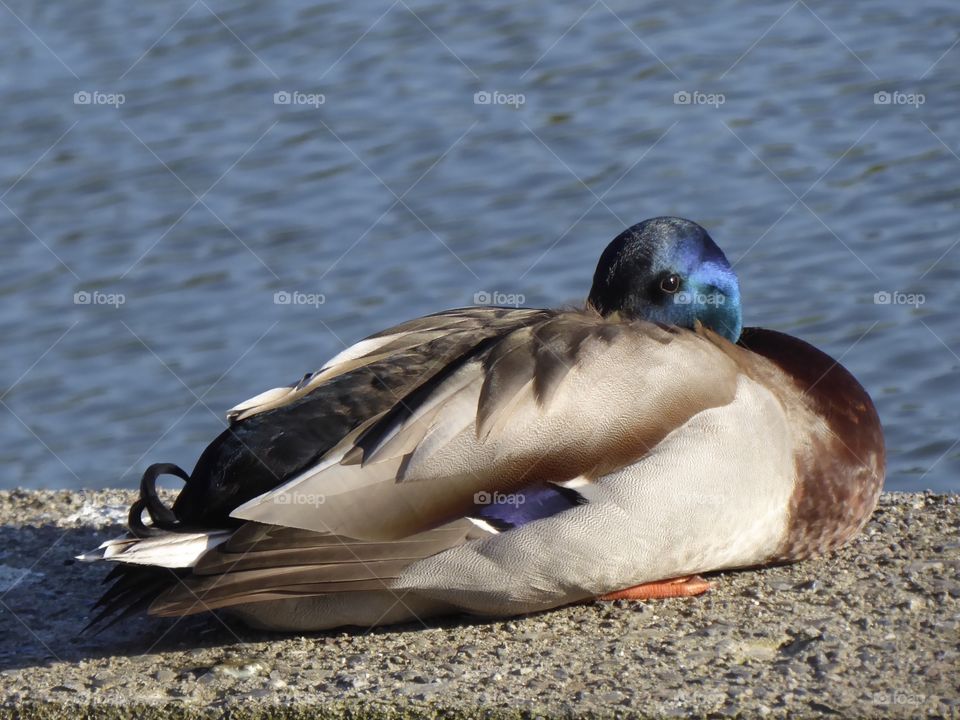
[598,574,712,601]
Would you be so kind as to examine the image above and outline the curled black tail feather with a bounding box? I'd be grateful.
[128,463,190,537]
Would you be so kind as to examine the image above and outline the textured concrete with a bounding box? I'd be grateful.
[0,490,958,718]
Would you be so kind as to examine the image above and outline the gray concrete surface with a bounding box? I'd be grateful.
[0,489,957,719]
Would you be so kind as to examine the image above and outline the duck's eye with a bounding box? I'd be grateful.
[659,274,681,294]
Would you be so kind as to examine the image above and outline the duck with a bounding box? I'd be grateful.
[78,216,885,632]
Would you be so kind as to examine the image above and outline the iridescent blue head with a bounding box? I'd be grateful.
[587,217,742,342]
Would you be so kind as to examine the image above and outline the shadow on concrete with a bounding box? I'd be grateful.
[0,523,497,674]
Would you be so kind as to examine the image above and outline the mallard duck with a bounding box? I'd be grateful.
[79,217,885,631]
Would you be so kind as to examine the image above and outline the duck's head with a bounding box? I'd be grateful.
[587,217,742,343]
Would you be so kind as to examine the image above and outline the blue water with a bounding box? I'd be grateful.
[1,1,958,493]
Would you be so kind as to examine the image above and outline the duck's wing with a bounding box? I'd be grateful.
[143,317,743,620]
[226,307,553,422]
[172,307,555,525]
[146,520,483,615]
[232,315,742,541]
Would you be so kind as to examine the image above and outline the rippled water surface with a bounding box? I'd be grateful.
[1,1,958,492]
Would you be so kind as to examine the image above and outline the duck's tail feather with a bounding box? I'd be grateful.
[82,565,185,634]
[81,462,198,633]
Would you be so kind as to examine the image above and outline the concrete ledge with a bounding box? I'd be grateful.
[0,490,957,719]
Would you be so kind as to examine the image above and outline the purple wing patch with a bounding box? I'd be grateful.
[470,483,587,530]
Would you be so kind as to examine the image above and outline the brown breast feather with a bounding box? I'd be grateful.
[735,327,886,562]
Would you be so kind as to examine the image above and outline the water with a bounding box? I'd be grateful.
[1,1,958,493]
